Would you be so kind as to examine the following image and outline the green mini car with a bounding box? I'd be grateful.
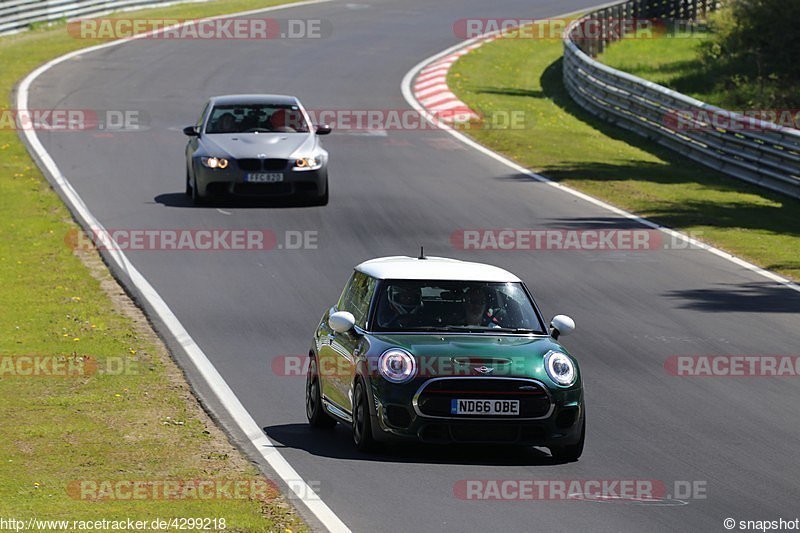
[305,255,584,461]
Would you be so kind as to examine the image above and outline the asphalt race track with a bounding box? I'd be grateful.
[27,0,800,530]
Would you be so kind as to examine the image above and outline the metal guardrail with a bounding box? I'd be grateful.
[0,0,205,35]
[563,0,800,199]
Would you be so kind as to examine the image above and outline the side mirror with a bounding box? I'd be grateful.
[183,125,199,137]
[315,124,332,135]
[550,315,575,340]
[329,311,355,333]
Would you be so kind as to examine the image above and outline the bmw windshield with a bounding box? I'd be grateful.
[205,104,311,134]
[371,280,546,333]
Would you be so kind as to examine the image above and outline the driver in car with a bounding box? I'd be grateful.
[217,112,237,133]
[383,285,425,328]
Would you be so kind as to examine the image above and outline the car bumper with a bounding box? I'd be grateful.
[367,376,584,446]
[194,164,327,197]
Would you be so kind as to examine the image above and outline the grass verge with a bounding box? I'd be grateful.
[597,30,735,108]
[1,1,309,530]
[598,27,800,115]
[447,27,800,280]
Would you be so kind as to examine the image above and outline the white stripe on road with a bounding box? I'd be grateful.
[17,2,351,532]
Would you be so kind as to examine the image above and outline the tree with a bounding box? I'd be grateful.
[704,0,800,106]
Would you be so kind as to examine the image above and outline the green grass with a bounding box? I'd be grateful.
[447,25,800,280]
[598,28,800,112]
[0,1,308,530]
[597,30,739,107]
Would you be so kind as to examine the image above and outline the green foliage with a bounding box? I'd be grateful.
[702,0,800,106]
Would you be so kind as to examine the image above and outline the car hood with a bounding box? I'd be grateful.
[367,333,578,383]
[200,132,317,160]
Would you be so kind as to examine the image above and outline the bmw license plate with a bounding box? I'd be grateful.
[246,172,283,183]
[451,399,520,416]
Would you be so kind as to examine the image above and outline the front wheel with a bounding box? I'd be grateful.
[549,414,585,462]
[306,358,336,429]
[311,177,329,206]
[352,380,377,452]
[191,175,207,206]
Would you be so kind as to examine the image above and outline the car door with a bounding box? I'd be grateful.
[328,272,375,415]
[316,274,354,412]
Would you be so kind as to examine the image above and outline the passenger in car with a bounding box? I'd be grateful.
[463,286,501,328]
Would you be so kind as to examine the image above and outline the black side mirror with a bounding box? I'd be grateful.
[315,124,332,135]
[183,126,199,137]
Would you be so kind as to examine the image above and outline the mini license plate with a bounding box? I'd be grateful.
[451,399,520,416]
[246,172,284,183]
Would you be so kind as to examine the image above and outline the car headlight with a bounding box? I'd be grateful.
[293,156,321,171]
[544,350,576,387]
[378,348,416,384]
[201,156,229,169]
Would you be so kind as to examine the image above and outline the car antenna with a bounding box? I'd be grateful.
[418,246,427,260]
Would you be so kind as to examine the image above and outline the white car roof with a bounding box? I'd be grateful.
[355,256,522,282]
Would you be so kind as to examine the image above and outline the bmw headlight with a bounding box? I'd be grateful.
[293,156,321,171]
[544,350,576,387]
[378,348,416,384]
[201,156,229,169]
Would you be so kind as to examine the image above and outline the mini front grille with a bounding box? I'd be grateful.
[418,423,546,444]
[450,424,518,443]
[416,378,551,419]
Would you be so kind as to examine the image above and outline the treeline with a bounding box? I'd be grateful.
[702,0,800,108]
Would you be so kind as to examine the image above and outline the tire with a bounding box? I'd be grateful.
[352,379,377,452]
[191,175,207,206]
[185,168,192,196]
[549,414,585,462]
[306,357,336,429]
[312,178,329,206]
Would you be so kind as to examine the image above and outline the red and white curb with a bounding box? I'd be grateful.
[411,38,497,124]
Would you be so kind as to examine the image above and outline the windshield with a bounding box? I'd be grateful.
[205,104,310,134]
[371,280,545,333]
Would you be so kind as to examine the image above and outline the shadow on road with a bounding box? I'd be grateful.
[664,283,800,313]
[263,423,569,466]
[154,192,324,209]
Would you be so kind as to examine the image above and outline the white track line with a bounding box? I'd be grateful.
[401,7,799,294]
[16,2,351,532]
